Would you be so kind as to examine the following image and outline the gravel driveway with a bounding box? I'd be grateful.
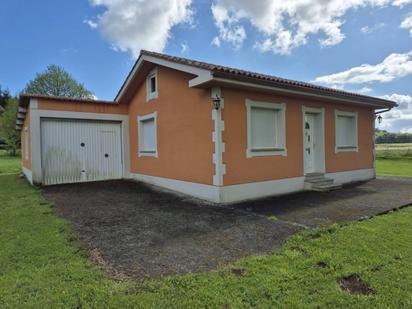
[43,176,412,278]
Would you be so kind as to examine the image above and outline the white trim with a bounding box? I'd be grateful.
[302,106,325,174]
[130,173,220,203]
[326,168,374,185]
[116,54,212,102]
[335,110,359,153]
[24,127,29,160]
[22,166,33,184]
[146,67,158,101]
[209,77,391,109]
[137,112,158,157]
[245,99,287,158]
[220,177,305,203]
[212,87,225,186]
[130,169,374,203]
[29,108,130,184]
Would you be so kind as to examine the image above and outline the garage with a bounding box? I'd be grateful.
[41,118,123,185]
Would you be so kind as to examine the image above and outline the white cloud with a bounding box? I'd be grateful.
[313,51,412,85]
[180,41,189,54]
[360,22,385,34]
[211,0,408,54]
[401,127,412,133]
[357,86,373,93]
[88,0,193,57]
[84,19,98,29]
[376,94,412,131]
[211,36,221,47]
[400,14,412,36]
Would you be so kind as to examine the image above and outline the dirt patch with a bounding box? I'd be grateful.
[338,274,374,295]
[231,268,246,276]
[316,261,328,268]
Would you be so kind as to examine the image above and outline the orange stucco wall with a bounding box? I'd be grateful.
[222,88,374,185]
[128,66,215,184]
[21,109,31,169]
[37,99,129,114]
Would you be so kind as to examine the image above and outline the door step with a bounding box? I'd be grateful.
[304,173,342,192]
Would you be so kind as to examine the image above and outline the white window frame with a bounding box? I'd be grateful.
[245,99,287,158]
[335,110,358,153]
[137,112,158,157]
[146,68,158,101]
[24,127,29,160]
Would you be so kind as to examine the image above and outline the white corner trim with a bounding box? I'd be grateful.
[335,110,359,153]
[326,168,374,185]
[212,87,225,186]
[245,99,287,158]
[146,67,158,101]
[22,166,33,184]
[137,112,158,158]
[129,173,220,203]
[29,98,38,110]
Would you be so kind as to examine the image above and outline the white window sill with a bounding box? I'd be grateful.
[335,146,358,153]
[138,150,158,157]
[247,148,287,158]
[146,92,158,102]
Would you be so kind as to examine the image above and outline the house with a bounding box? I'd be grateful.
[16,50,396,203]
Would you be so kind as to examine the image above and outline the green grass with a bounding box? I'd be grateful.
[0,150,21,175]
[376,159,412,177]
[376,143,412,149]
[1,173,412,308]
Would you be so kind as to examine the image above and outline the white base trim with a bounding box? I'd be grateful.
[22,166,33,184]
[326,168,374,185]
[129,173,220,203]
[220,177,305,203]
[130,168,375,203]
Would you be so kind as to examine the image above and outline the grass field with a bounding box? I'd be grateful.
[0,150,21,174]
[1,157,412,307]
[375,143,412,177]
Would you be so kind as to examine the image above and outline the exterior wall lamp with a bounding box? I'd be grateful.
[377,115,383,124]
[212,94,221,110]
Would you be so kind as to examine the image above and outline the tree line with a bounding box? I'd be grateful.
[375,129,412,144]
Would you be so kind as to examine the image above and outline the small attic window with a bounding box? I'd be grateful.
[146,68,158,101]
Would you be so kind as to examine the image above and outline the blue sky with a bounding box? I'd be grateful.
[1,0,411,132]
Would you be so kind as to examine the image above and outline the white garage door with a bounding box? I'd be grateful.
[41,118,122,185]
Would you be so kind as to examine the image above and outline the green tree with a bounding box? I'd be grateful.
[0,85,10,108]
[0,98,20,155]
[24,65,93,99]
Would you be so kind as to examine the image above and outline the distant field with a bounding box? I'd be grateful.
[375,143,412,160]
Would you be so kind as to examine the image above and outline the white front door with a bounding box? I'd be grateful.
[304,114,315,174]
[41,119,122,185]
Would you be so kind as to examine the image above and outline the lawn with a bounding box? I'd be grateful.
[375,143,412,177]
[0,150,21,174]
[1,173,412,307]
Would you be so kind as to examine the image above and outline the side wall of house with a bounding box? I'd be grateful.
[222,88,374,186]
[128,66,215,185]
[21,109,31,169]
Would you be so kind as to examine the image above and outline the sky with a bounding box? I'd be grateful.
[1,0,412,132]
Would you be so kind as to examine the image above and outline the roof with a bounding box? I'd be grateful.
[115,50,397,109]
[18,93,116,108]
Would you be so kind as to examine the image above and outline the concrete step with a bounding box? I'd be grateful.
[305,177,334,184]
[311,184,342,192]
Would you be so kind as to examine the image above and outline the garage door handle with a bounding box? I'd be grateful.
[105,153,109,158]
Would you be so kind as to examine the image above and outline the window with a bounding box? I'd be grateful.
[335,110,358,152]
[24,127,29,160]
[138,112,157,157]
[245,99,286,158]
[146,68,158,101]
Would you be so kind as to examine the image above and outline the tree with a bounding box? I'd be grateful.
[0,85,10,108]
[24,65,94,99]
[0,97,20,155]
